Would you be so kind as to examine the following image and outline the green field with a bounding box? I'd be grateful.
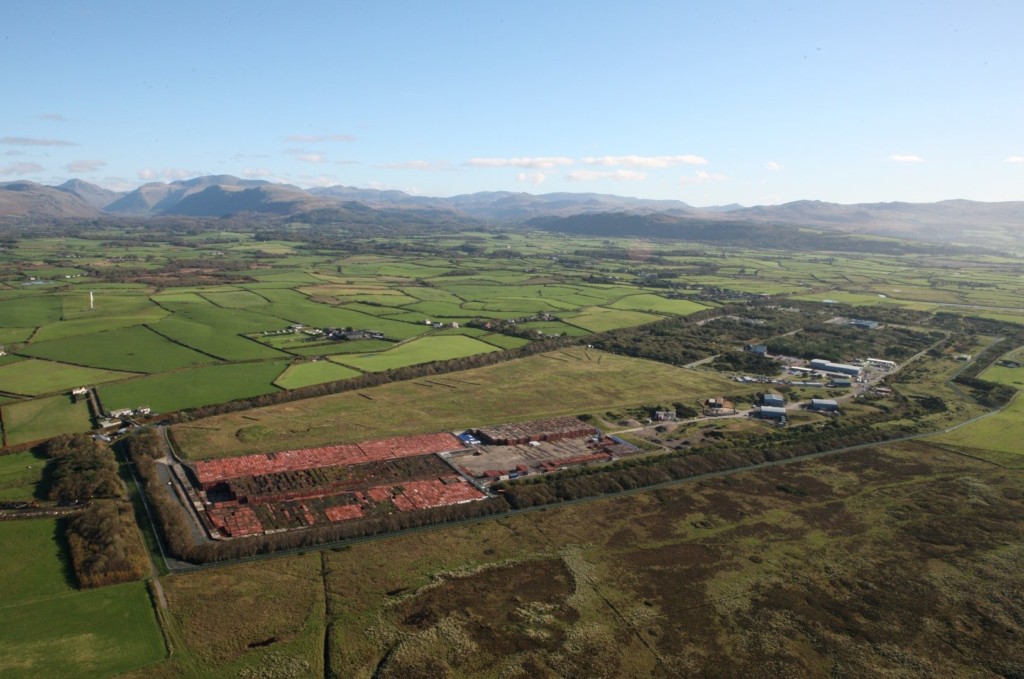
[148,315,287,362]
[563,306,663,332]
[0,449,46,500]
[608,293,708,315]
[928,353,1024,466]
[2,394,93,445]
[0,358,135,396]
[0,519,165,679]
[20,325,215,373]
[0,295,63,327]
[331,335,500,372]
[273,360,362,390]
[98,361,287,414]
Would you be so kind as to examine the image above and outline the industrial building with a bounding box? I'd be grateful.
[470,416,597,446]
[761,392,785,407]
[809,359,863,377]
[757,405,787,420]
[809,398,840,412]
[849,319,880,330]
[829,378,852,388]
[866,357,896,370]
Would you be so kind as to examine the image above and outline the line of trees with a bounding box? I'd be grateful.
[38,434,148,587]
[65,501,149,588]
[494,422,918,509]
[42,434,124,503]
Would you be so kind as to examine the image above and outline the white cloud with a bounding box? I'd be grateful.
[38,113,67,122]
[582,154,707,168]
[680,170,727,185]
[516,172,546,186]
[3,150,25,156]
[1,136,77,147]
[139,168,203,181]
[0,161,44,175]
[1004,156,1024,164]
[465,156,574,169]
[65,159,106,173]
[565,169,647,182]
[295,153,327,164]
[286,133,355,143]
[296,174,342,187]
[889,154,925,163]
[242,168,272,178]
[766,161,783,171]
[377,160,450,171]
[162,168,202,180]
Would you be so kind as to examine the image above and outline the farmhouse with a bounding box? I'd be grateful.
[704,397,736,415]
[744,344,768,355]
[654,410,677,421]
[760,392,785,407]
[849,318,880,330]
[809,398,839,412]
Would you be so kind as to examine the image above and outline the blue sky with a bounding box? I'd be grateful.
[2,1,1022,205]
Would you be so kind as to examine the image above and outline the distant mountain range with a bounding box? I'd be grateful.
[2,175,1023,249]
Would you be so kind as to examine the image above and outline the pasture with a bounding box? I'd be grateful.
[331,335,500,372]
[2,394,92,445]
[0,358,134,396]
[274,360,361,390]
[20,325,215,373]
[0,519,165,679]
[0,449,46,500]
[98,361,287,414]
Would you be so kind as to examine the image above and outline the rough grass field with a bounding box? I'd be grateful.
[331,335,500,372]
[2,394,92,445]
[98,361,287,414]
[140,553,324,678]
[0,519,165,679]
[0,358,135,396]
[172,348,750,459]
[148,442,1024,677]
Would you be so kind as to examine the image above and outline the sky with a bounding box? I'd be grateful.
[2,1,1022,206]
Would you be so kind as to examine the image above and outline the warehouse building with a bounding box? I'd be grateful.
[809,359,863,377]
[761,392,785,407]
[757,405,787,420]
[471,416,597,446]
[809,398,840,412]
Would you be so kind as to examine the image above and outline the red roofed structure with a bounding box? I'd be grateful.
[193,432,466,487]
